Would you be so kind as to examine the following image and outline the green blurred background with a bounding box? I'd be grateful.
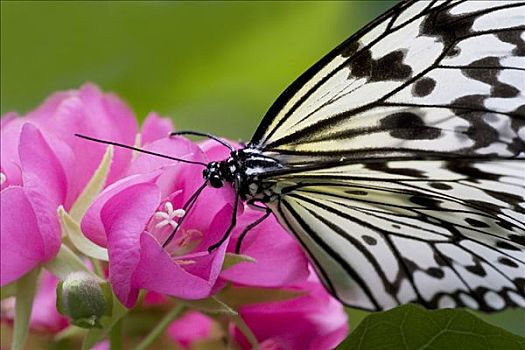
[1,0,523,337]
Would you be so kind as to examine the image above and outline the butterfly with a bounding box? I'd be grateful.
[79,0,525,312]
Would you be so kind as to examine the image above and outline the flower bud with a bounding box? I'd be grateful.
[56,272,112,328]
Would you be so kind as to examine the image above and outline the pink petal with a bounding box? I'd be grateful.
[101,182,161,308]
[127,137,209,201]
[181,204,233,285]
[200,139,241,162]
[167,311,214,349]
[25,90,74,123]
[21,83,137,205]
[1,117,24,188]
[128,137,206,177]
[0,187,44,286]
[132,232,214,300]
[18,124,64,261]
[51,84,136,204]
[81,172,160,247]
[182,186,237,248]
[234,281,348,350]
[19,123,68,208]
[30,271,68,332]
[141,112,174,146]
[222,211,309,287]
[1,112,18,128]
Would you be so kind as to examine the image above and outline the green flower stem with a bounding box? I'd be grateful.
[133,305,185,350]
[12,267,40,350]
[109,318,123,350]
[230,314,260,350]
[1,281,17,300]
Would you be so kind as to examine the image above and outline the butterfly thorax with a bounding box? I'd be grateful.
[203,148,283,202]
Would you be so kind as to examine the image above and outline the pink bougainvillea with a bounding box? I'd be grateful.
[0,84,174,286]
[1,84,348,349]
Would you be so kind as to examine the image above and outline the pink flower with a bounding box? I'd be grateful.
[1,124,66,285]
[1,84,173,286]
[167,311,214,349]
[1,83,138,200]
[233,278,348,350]
[81,137,237,307]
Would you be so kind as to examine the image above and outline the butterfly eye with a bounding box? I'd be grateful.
[209,175,223,188]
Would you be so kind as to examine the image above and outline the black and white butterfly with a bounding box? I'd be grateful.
[79,0,525,312]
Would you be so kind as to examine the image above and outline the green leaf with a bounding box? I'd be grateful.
[218,285,304,309]
[69,145,113,222]
[222,253,256,271]
[174,296,237,315]
[337,304,525,350]
[58,206,109,261]
[44,244,98,280]
[12,268,40,350]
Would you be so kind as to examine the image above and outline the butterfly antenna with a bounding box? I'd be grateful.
[162,180,208,248]
[75,134,207,166]
[170,130,235,152]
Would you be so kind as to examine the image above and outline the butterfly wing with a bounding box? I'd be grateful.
[249,0,525,166]
[270,160,524,311]
[245,0,525,310]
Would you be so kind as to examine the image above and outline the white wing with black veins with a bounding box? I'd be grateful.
[250,0,525,165]
[248,0,525,311]
[271,160,524,311]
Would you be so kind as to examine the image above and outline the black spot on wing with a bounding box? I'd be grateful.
[496,241,521,251]
[498,257,519,268]
[446,160,500,182]
[410,195,442,208]
[508,234,525,247]
[380,112,441,140]
[492,83,520,99]
[419,4,477,51]
[427,267,445,279]
[412,77,436,97]
[429,182,453,191]
[461,58,520,99]
[465,260,487,277]
[485,190,524,215]
[365,161,426,178]
[362,235,378,246]
[341,41,360,58]
[447,96,501,150]
[464,122,500,150]
[462,58,501,84]
[345,190,368,196]
[496,31,525,57]
[348,49,412,82]
[465,217,490,228]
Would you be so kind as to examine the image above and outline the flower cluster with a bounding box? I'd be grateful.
[1,84,348,349]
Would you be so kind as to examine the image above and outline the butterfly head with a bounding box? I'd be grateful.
[203,155,239,189]
[203,162,225,188]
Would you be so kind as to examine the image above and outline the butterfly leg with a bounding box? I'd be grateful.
[235,201,271,254]
[207,177,241,253]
